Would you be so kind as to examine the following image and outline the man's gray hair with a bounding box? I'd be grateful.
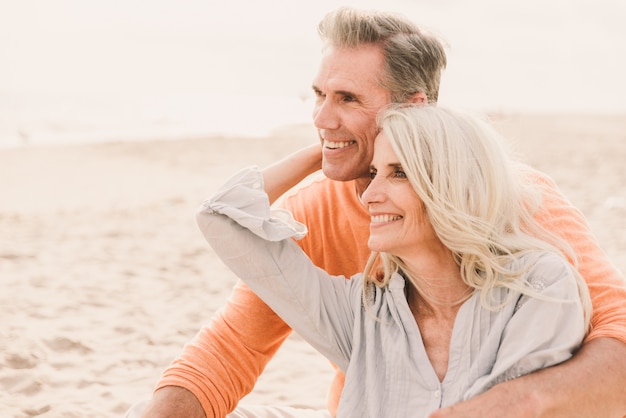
[318,7,447,103]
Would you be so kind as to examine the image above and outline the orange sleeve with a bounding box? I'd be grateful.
[525,165,626,344]
[155,280,291,417]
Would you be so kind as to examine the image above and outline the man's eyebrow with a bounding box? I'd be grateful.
[311,84,359,98]
[335,89,358,98]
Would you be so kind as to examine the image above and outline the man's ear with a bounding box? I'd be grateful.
[407,92,428,104]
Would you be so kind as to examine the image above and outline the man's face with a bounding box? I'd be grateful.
[311,44,392,182]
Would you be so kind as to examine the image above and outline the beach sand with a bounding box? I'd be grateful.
[1,114,625,417]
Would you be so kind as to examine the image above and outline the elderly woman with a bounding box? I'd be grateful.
[196,105,590,417]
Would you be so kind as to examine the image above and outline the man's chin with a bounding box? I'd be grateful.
[321,165,356,182]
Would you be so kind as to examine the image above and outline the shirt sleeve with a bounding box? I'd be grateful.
[196,166,357,371]
[155,280,292,416]
[464,252,586,399]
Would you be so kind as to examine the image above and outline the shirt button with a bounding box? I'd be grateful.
[434,390,441,398]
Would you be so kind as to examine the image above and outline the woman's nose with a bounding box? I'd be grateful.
[361,176,383,206]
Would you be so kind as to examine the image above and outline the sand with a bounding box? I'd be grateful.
[1,114,625,417]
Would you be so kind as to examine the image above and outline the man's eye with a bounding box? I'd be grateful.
[342,95,356,103]
[369,169,377,179]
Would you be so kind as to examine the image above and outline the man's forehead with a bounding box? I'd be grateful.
[313,45,385,93]
[313,74,369,95]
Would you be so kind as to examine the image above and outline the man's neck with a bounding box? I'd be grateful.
[353,176,371,199]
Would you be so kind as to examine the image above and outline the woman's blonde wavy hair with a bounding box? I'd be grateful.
[362,104,591,329]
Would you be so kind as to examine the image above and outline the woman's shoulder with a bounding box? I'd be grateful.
[514,251,573,290]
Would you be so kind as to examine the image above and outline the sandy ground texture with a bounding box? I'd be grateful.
[1,114,625,417]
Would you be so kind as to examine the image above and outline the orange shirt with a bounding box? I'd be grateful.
[156,166,626,417]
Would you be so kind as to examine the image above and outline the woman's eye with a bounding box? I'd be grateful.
[369,169,377,180]
[393,169,407,178]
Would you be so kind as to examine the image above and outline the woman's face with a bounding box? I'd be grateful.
[361,133,440,259]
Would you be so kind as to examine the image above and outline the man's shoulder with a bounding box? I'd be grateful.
[283,175,356,206]
[515,162,557,188]
[279,175,366,226]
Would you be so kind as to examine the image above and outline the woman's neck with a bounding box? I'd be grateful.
[402,252,472,314]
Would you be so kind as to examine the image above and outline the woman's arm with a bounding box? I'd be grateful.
[139,146,322,418]
[196,167,356,370]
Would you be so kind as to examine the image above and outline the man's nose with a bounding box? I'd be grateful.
[313,99,340,130]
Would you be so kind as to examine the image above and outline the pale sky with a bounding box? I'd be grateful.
[1,0,625,114]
